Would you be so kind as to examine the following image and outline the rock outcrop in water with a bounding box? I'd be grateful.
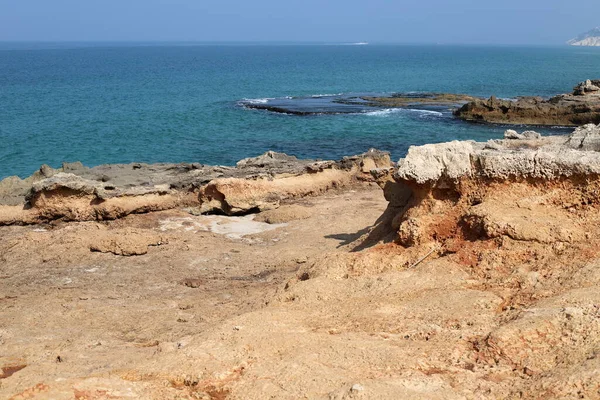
[358,93,478,108]
[454,80,600,126]
[245,81,600,127]
[241,93,478,115]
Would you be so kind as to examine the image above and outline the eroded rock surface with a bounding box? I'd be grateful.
[0,150,393,224]
[321,124,600,398]
[90,228,166,256]
[3,128,600,399]
[397,124,600,185]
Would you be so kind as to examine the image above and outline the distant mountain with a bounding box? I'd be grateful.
[568,27,600,46]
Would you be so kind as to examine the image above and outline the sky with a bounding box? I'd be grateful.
[1,0,599,45]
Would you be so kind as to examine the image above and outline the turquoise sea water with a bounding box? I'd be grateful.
[2,43,600,179]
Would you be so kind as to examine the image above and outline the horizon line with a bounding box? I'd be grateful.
[0,40,579,47]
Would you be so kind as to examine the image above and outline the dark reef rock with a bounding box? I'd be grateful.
[240,93,477,116]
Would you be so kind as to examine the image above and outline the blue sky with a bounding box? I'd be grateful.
[1,0,599,44]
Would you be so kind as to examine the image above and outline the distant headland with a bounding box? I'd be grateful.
[568,27,600,46]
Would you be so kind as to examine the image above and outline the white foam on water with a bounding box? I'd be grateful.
[363,108,402,116]
[310,93,343,98]
[242,98,273,104]
[405,108,444,116]
[363,108,443,117]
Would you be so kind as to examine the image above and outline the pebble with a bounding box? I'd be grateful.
[350,384,364,393]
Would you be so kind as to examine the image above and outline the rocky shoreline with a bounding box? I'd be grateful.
[2,126,600,398]
[454,79,600,126]
[0,149,393,225]
[3,120,600,226]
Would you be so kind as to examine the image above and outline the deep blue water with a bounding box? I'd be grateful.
[2,43,600,179]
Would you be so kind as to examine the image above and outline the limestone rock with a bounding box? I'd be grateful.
[395,125,600,185]
[504,130,523,140]
[196,149,391,215]
[482,290,600,374]
[236,151,303,169]
[254,205,313,224]
[521,130,542,139]
[61,161,88,173]
[503,129,541,140]
[0,150,391,225]
[39,164,57,178]
[564,123,600,151]
[198,168,351,215]
[0,176,34,206]
[90,228,165,256]
[339,148,393,174]
[28,173,106,200]
[396,141,475,184]
[465,201,584,243]
[573,79,600,95]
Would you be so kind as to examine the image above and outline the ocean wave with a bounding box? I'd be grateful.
[363,108,403,116]
[405,108,443,116]
[363,108,443,117]
[241,98,273,104]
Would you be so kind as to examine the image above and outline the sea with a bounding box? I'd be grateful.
[2,42,600,180]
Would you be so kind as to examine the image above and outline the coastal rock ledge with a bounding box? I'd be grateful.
[455,80,600,126]
[374,124,600,247]
[397,123,600,185]
[0,149,392,225]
